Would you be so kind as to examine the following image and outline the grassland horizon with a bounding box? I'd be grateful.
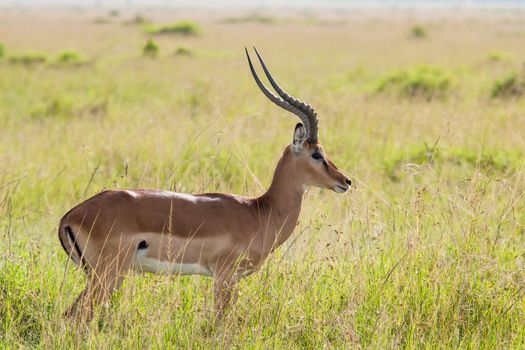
[0,8,524,349]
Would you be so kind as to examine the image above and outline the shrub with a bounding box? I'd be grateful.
[174,46,192,57]
[0,43,5,58]
[142,39,159,57]
[93,17,110,24]
[410,25,427,38]
[125,14,150,25]
[144,20,202,36]
[491,71,524,98]
[55,50,87,65]
[376,65,450,99]
[487,50,513,62]
[30,95,74,120]
[9,52,47,65]
[109,9,119,17]
[222,15,275,24]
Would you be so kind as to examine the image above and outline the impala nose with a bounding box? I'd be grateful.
[345,178,352,187]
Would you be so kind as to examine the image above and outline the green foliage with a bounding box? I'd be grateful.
[8,52,47,65]
[109,9,119,17]
[491,71,524,98]
[142,39,159,57]
[30,95,75,119]
[410,25,427,38]
[0,42,5,58]
[376,65,450,99]
[144,20,202,36]
[487,50,514,62]
[55,50,88,66]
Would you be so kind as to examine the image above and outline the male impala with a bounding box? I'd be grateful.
[58,48,351,322]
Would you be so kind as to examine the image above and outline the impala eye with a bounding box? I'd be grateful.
[311,153,323,160]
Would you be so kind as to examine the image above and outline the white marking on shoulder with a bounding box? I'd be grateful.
[155,191,221,203]
[133,247,212,277]
[123,190,140,198]
[152,191,198,203]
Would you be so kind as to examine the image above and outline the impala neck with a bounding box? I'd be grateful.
[257,146,306,251]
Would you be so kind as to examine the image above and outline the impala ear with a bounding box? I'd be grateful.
[292,123,307,153]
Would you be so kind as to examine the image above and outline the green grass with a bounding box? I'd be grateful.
[0,12,524,349]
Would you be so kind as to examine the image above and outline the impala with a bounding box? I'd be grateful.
[58,47,351,322]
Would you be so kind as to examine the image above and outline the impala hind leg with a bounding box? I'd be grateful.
[213,268,241,325]
[65,246,134,323]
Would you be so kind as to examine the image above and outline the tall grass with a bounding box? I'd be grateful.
[0,12,524,349]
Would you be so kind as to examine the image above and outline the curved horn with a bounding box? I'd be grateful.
[252,47,319,143]
[245,48,316,142]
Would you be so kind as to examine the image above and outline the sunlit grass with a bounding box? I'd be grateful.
[0,11,524,349]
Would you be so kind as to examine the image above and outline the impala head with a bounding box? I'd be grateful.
[245,47,351,193]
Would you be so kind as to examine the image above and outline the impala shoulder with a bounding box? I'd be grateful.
[94,189,142,201]
[195,192,245,203]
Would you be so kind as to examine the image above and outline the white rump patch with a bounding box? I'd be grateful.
[133,247,212,277]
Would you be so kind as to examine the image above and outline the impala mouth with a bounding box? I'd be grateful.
[334,183,350,193]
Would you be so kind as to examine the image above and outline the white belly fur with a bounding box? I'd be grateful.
[133,247,213,277]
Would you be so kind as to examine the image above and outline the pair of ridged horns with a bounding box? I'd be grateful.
[245,47,319,143]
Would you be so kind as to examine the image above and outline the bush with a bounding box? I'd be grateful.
[55,50,87,65]
[125,14,150,25]
[93,17,110,24]
[376,65,450,99]
[487,50,513,62]
[174,46,192,57]
[143,39,159,57]
[144,20,202,36]
[222,15,275,24]
[30,95,75,120]
[491,71,524,98]
[410,25,427,38]
[0,43,5,58]
[9,52,47,65]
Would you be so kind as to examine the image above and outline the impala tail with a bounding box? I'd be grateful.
[58,223,85,267]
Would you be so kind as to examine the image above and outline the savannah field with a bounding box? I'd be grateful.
[1,8,525,349]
